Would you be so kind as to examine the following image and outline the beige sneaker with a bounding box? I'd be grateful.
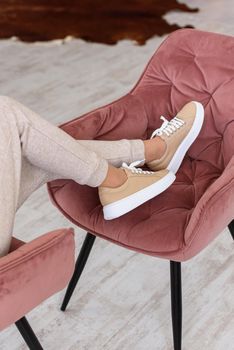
[98,160,175,220]
[147,101,204,173]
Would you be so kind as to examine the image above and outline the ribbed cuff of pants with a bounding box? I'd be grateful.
[128,139,145,164]
[85,156,109,187]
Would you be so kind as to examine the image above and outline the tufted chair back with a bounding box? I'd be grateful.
[133,28,234,172]
[62,28,234,173]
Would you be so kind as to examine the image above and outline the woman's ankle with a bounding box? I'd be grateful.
[99,164,127,188]
[143,137,166,163]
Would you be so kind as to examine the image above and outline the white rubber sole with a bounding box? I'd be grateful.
[167,101,204,174]
[103,171,176,220]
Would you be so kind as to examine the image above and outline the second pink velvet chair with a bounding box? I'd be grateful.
[0,228,75,349]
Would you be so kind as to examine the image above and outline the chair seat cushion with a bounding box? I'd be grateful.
[47,157,221,260]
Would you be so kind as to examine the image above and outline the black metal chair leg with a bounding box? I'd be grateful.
[170,261,182,350]
[15,316,43,350]
[228,220,234,240]
[61,232,96,311]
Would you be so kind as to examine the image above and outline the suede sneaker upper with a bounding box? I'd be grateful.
[147,101,204,173]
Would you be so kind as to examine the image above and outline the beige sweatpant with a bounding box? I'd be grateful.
[0,95,145,257]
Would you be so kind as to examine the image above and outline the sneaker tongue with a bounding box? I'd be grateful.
[120,167,132,179]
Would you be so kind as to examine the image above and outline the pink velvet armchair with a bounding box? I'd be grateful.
[0,228,75,349]
[46,28,234,350]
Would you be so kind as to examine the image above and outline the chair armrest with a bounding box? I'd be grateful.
[0,227,75,331]
[183,156,234,260]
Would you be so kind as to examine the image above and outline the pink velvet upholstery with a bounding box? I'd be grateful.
[47,28,234,262]
[0,228,75,330]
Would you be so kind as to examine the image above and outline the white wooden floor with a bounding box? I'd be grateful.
[0,0,233,349]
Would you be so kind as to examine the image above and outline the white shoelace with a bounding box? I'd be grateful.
[150,115,185,138]
[121,159,154,174]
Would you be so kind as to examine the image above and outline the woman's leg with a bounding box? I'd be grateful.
[0,95,113,255]
[0,99,23,256]
[0,95,147,211]
[17,97,165,208]
[0,94,166,255]
[18,138,146,208]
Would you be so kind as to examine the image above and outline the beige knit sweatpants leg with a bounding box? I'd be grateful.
[0,95,145,257]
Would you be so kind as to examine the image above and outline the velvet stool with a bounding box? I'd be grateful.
[46,28,234,350]
[0,228,75,349]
